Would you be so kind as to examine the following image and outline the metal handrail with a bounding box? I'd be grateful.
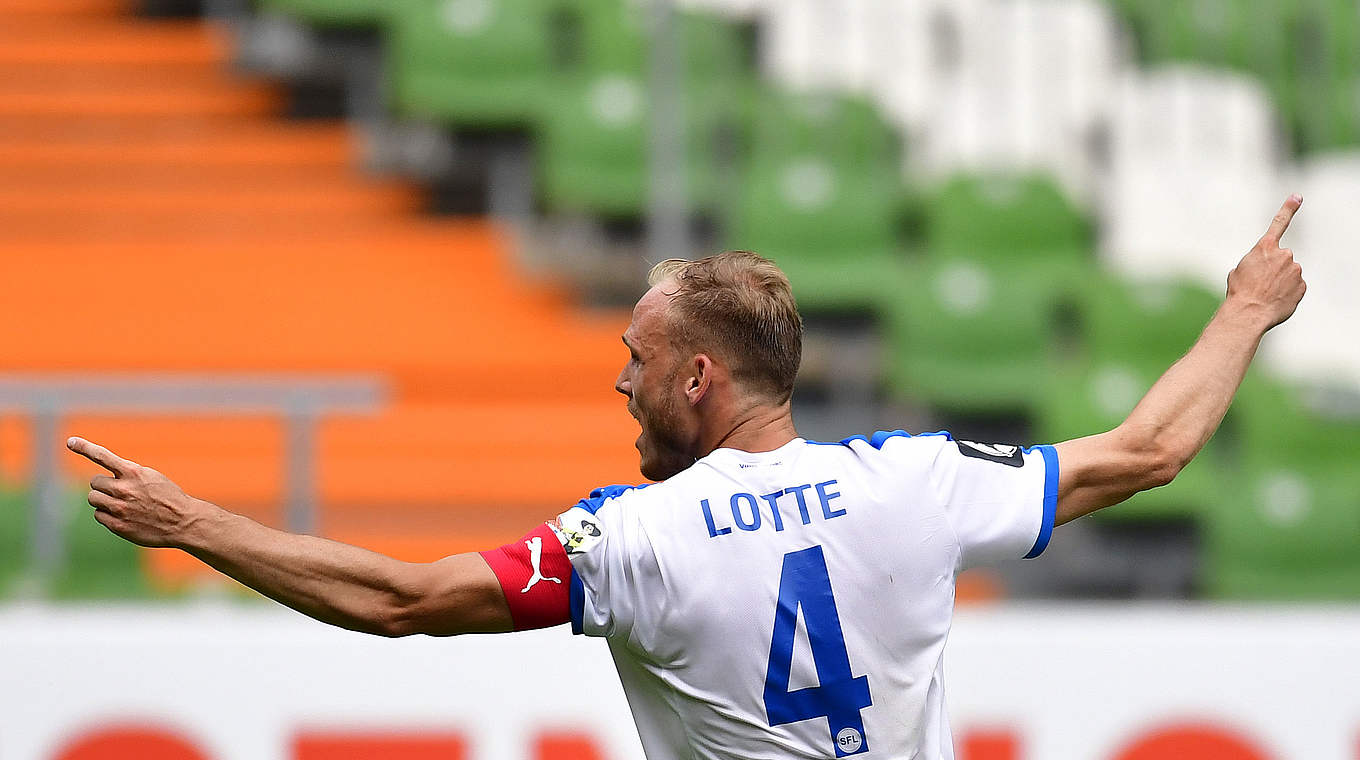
[0,374,386,587]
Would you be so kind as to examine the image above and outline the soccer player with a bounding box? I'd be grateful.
[68,195,1307,759]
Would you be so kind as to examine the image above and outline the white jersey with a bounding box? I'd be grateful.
[552,430,1058,760]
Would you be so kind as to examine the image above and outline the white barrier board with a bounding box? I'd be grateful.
[1,603,1357,759]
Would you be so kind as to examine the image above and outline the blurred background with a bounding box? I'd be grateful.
[0,0,1357,757]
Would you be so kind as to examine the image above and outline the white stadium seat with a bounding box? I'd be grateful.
[1100,65,1287,288]
[911,0,1126,198]
[1259,154,1360,392]
[857,0,983,138]
[760,0,873,93]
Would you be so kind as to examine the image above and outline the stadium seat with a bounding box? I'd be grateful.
[1259,153,1360,393]
[674,0,768,20]
[923,172,1092,262]
[0,488,25,594]
[725,90,909,313]
[535,4,754,217]
[1074,274,1219,365]
[886,257,1083,413]
[1203,377,1360,599]
[911,0,1124,197]
[1100,66,1286,289]
[1289,0,1360,152]
[855,0,976,140]
[881,171,1093,413]
[884,172,1094,413]
[760,0,879,94]
[257,0,395,28]
[1110,0,1360,153]
[1110,0,1294,71]
[388,0,560,128]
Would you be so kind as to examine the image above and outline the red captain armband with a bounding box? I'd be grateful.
[479,523,573,631]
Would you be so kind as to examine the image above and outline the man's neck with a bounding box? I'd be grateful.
[701,403,798,456]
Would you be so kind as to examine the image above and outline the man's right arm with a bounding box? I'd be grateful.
[67,437,514,638]
[182,509,512,637]
[1049,195,1308,527]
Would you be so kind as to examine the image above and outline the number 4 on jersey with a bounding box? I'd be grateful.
[764,545,873,757]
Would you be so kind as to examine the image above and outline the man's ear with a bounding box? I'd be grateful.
[685,354,714,406]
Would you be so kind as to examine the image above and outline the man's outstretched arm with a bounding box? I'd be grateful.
[66,436,513,637]
[1052,194,1308,526]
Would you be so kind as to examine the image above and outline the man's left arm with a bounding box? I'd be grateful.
[1051,194,1308,526]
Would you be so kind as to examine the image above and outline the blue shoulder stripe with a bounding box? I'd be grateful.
[808,429,954,449]
[573,483,647,515]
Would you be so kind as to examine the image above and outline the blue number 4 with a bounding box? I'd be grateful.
[764,545,872,757]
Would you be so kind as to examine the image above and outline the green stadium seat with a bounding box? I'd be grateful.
[258,0,397,28]
[886,256,1084,413]
[1110,0,1360,152]
[923,172,1092,262]
[536,6,754,216]
[388,0,561,128]
[881,173,1096,413]
[1035,275,1223,521]
[1289,0,1360,151]
[0,488,27,595]
[1203,376,1360,599]
[0,486,152,599]
[1077,274,1219,364]
[52,488,154,599]
[726,90,908,314]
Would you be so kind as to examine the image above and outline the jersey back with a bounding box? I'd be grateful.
[557,431,1058,760]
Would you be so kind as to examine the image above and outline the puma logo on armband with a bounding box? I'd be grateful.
[521,536,562,593]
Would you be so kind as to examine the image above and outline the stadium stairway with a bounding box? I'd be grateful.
[0,0,639,588]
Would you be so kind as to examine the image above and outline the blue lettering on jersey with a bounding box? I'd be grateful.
[785,483,814,525]
[732,493,762,531]
[815,480,845,519]
[764,545,872,756]
[701,498,733,537]
[760,490,786,531]
[701,481,844,538]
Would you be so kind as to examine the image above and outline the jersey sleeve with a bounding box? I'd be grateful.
[912,435,1059,568]
[550,484,656,641]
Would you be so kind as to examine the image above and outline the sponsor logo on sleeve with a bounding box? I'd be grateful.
[550,508,605,556]
[955,440,1025,467]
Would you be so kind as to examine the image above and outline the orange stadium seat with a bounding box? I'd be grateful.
[0,0,634,590]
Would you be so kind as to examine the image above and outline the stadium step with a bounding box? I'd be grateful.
[0,122,357,169]
[5,163,391,188]
[0,182,420,215]
[0,0,131,14]
[0,21,232,66]
[0,82,280,119]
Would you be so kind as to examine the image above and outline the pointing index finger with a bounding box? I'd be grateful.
[66,436,134,476]
[1262,193,1303,245]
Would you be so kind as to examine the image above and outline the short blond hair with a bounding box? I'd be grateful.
[648,251,803,403]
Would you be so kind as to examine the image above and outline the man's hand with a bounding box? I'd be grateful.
[1226,193,1307,330]
[67,436,213,549]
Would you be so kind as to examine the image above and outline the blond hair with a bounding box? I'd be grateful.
[648,251,803,403]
